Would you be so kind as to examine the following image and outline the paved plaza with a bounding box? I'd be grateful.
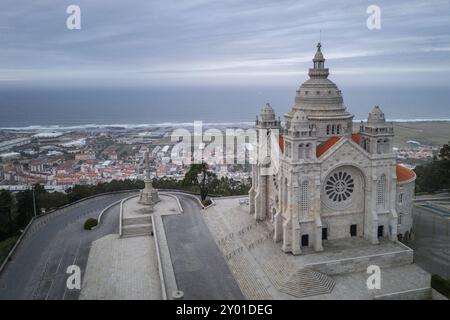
[79,234,161,300]
[80,193,181,300]
[203,197,433,300]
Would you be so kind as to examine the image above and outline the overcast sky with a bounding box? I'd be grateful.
[1,0,450,87]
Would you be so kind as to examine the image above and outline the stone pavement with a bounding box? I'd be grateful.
[79,234,161,300]
[80,192,181,300]
[123,194,180,220]
[204,197,433,300]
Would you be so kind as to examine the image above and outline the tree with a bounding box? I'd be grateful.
[439,141,450,160]
[415,141,450,193]
[0,190,14,240]
[183,163,217,201]
[15,191,34,228]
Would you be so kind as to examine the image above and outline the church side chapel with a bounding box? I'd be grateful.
[249,43,416,255]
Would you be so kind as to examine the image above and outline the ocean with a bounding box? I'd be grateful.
[1,85,449,129]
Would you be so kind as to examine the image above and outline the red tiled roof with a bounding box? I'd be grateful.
[352,133,361,145]
[279,135,285,153]
[397,165,416,182]
[316,136,342,157]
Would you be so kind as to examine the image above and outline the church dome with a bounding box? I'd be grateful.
[288,43,353,122]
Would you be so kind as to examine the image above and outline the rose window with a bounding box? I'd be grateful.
[325,171,354,202]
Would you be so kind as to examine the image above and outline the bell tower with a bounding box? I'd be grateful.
[249,103,281,220]
[359,106,394,155]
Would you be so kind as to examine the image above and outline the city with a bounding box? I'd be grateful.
[0,123,439,192]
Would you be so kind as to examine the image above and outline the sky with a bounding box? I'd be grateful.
[1,0,450,88]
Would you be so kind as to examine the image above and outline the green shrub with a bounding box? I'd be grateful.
[431,274,450,298]
[84,218,98,230]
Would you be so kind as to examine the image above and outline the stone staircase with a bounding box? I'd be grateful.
[204,207,335,299]
[236,219,336,299]
[121,223,153,238]
[122,215,152,226]
[204,210,272,299]
[121,214,153,238]
[280,268,335,298]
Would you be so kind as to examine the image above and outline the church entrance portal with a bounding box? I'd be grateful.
[378,225,384,238]
[322,228,328,240]
[301,234,309,247]
[350,224,357,237]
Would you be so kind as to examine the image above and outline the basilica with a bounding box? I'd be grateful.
[249,43,416,255]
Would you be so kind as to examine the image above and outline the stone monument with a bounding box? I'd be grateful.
[139,151,159,211]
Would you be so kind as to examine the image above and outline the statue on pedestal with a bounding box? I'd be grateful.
[139,151,159,211]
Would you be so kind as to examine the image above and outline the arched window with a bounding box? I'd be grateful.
[300,181,309,215]
[377,174,386,207]
[298,144,304,159]
[332,125,336,135]
[337,125,341,135]
[377,139,383,154]
[326,125,330,135]
[305,143,311,159]
[383,139,389,153]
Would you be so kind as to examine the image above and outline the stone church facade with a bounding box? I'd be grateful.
[249,43,416,255]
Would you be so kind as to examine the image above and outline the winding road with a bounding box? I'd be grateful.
[0,193,136,300]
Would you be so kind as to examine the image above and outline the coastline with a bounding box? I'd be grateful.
[1,119,450,132]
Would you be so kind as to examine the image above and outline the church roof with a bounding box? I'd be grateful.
[367,105,386,124]
[316,136,341,157]
[259,103,276,121]
[279,135,285,153]
[396,164,416,183]
[351,133,361,145]
[316,134,361,157]
[288,43,354,121]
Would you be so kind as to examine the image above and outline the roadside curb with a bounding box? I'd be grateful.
[151,215,168,300]
[119,194,140,236]
[93,193,140,229]
[159,192,184,213]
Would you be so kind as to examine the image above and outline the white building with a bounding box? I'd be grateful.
[0,137,32,152]
[249,43,416,255]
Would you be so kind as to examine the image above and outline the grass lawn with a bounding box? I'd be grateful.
[353,121,450,148]
[0,236,19,265]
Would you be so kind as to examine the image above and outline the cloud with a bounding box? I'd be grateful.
[0,0,449,86]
